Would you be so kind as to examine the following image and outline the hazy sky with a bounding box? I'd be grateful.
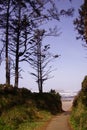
[0,0,85,92]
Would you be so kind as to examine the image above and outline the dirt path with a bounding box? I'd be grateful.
[45,111,71,130]
[43,100,73,130]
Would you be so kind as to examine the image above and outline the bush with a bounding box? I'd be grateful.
[71,76,87,130]
[81,76,87,106]
[0,86,62,129]
[32,92,62,114]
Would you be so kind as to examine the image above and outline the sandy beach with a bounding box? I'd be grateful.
[62,100,73,111]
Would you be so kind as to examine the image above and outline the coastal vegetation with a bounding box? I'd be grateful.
[0,85,62,130]
[70,76,87,130]
[70,1,87,129]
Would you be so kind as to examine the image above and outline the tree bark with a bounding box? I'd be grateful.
[37,38,43,93]
[6,0,10,86]
[14,4,21,88]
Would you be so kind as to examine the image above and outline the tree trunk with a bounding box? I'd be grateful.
[14,31,20,88]
[37,39,43,93]
[14,4,21,88]
[14,52,19,88]
[6,0,10,86]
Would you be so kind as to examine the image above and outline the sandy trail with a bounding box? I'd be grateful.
[45,111,71,130]
[45,100,73,130]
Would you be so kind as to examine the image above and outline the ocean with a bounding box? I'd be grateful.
[57,90,79,101]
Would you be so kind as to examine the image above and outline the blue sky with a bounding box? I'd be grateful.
[0,0,85,93]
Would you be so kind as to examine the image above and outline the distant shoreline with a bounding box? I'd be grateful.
[61,99,73,111]
[61,96,74,101]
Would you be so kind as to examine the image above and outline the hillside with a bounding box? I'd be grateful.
[70,76,87,130]
[0,85,62,130]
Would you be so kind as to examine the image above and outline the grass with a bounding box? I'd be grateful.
[0,86,62,130]
[70,76,87,130]
[18,122,44,130]
[18,111,52,130]
[0,106,52,130]
[0,109,52,130]
[70,101,87,130]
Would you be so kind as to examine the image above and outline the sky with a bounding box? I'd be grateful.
[0,0,86,93]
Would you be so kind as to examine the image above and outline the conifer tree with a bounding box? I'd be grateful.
[74,0,87,43]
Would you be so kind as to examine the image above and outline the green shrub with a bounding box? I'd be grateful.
[32,92,62,114]
[0,86,62,130]
[70,76,87,130]
[0,118,13,130]
[71,108,87,130]
[81,76,87,106]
